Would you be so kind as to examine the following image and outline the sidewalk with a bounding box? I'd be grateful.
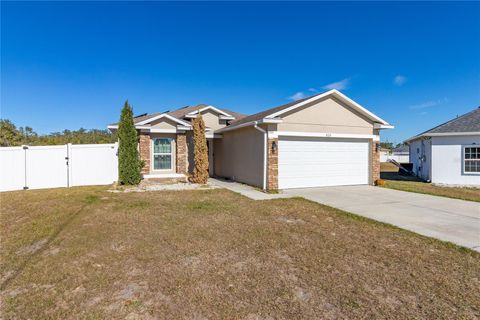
[209,178,293,200]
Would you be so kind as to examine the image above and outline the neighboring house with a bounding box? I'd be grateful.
[391,145,410,163]
[109,89,393,190]
[405,107,480,186]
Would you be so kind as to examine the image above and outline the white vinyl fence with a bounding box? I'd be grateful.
[0,143,118,192]
[380,154,410,163]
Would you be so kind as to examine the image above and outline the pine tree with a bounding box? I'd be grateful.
[118,101,142,185]
[190,112,209,184]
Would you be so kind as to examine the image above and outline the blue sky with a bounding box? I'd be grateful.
[1,1,479,143]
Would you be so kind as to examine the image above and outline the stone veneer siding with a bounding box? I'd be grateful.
[267,138,279,191]
[139,132,150,174]
[176,133,188,174]
[371,139,380,184]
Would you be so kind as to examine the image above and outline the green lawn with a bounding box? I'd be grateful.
[380,162,480,202]
[1,186,479,319]
[381,179,480,202]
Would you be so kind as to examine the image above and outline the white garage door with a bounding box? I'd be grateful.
[278,137,369,189]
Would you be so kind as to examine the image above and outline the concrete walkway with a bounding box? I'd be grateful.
[285,186,480,251]
[209,178,292,200]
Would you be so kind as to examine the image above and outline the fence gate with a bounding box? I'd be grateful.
[0,143,118,192]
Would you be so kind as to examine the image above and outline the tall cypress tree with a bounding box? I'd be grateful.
[118,100,141,185]
[190,112,209,184]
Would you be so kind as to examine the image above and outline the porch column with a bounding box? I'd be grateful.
[371,139,380,184]
[139,132,150,175]
[176,132,187,174]
[267,137,279,191]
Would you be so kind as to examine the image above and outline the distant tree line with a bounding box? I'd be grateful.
[0,119,116,147]
[380,141,406,150]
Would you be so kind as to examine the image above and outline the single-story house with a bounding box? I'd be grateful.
[391,145,410,163]
[405,107,480,186]
[109,89,393,190]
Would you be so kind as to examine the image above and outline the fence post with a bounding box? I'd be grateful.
[66,143,72,188]
[22,145,29,190]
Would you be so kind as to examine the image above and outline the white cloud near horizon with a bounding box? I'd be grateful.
[394,75,407,86]
[322,78,350,91]
[288,92,307,100]
[409,97,449,110]
[288,77,351,100]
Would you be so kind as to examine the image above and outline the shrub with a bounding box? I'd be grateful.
[189,112,209,184]
[118,101,142,185]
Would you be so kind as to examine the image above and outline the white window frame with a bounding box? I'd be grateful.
[152,138,174,171]
[463,145,480,175]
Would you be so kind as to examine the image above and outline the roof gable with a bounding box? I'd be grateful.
[136,113,192,127]
[406,107,480,142]
[227,90,390,130]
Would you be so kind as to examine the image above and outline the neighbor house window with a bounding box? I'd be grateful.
[464,146,480,174]
[153,138,172,170]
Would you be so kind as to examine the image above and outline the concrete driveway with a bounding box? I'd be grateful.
[285,186,480,251]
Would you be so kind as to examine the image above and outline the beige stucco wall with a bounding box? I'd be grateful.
[213,126,264,188]
[150,118,178,129]
[277,97,375,134]
[201,110,228,131]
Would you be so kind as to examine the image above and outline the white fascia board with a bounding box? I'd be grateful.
[265,89,390,126]
[149,128,178,133]
[273,131,380,141]
[186,105,233,118]
[219,115,235,120]
[177,125,192,130]
[136,113,192,127]
[108,124,150,130]
[427,132,480,137]
[374,123,395,129]
[215,118,283,133]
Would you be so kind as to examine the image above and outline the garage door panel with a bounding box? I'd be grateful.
[278,138,369,189]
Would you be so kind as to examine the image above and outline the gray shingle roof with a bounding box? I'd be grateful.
[393,145,409,153]
[419,107,480,135]
[109,105,246,127]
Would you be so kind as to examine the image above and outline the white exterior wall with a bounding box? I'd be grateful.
[409,138,432,181]
[431,135,480,186]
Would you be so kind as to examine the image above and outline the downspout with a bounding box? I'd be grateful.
[253,121,267,191]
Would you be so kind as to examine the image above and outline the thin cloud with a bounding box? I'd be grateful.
[409,97,449,110]
[308,88,318,93]
[322,78,350,91]
[288,92,306,100]
[394,75,407,86]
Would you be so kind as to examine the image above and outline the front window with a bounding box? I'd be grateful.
[464,146,480,174]
[153,138,172,170]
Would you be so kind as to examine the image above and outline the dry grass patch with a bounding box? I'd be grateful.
[1,187,479,319]
[380,162,400,172]
[380,162,480,202]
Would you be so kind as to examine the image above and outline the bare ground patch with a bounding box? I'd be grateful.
[1,186,479,319]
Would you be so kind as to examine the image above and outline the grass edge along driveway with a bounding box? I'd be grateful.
[1,186,479,319]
